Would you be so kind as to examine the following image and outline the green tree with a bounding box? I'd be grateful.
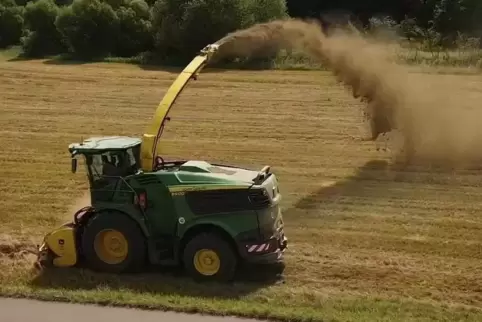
[150,0,184,61]
[431,0,467,45]
[114,0,153,57]
[462,0,482,41]
[179,0,249,59]
[55,0,119,59]
[55,0,73,6]
[246,0,288,24]
[0,0,24,48]
[21,0,66,57]
[151,0,288,63]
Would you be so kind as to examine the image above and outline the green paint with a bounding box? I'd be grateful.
[67,136,288,271]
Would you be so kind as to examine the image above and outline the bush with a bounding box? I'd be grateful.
[150,0,185,62]
[151,0,288,64]
[179,0,248,58]
[55,0,119,59]
[151,0,248,63]
[21,0,66,57]
[114,0,153,57]
[431,0,467,46]
[0,0,24,48]
[246,0,287,24]
[55,0,73,5]
[399,17,424,42]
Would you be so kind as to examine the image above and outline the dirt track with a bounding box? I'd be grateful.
[0,298,263,322]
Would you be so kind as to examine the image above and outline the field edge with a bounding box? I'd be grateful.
[1,282,482,322]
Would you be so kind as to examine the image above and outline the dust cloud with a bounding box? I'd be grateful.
[0,191,91,269]
[69,190,91,212]
[64,190,91,222]
[211,18,482,169]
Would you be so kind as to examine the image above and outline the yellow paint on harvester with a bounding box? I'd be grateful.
[43,225,78,267]
[140,45,219,172]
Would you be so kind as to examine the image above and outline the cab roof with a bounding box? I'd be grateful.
[69,136,141,154]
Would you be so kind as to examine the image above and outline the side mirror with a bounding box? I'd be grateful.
[71,158,77,173]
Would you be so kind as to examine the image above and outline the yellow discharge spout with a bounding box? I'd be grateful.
[140,44,220,172]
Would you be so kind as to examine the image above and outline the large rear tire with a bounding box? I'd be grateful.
[81,211,146,273]
[182,232,237,282]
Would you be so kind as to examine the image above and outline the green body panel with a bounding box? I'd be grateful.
[138,177,178,239]
[69,136,287,266]
[174,203,259,239]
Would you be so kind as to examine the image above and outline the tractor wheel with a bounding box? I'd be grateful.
[182,232,238,282]
[80,211,146,274]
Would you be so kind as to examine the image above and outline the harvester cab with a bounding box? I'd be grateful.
[69,136,142,194]
[36,44,288,282]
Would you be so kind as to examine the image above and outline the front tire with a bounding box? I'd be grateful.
[81,211,146,273]
[182,232,238,282]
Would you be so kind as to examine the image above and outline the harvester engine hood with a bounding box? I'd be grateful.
[178,160,271,185]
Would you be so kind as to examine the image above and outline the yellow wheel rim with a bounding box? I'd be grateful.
[193,249,220,276]
[93,229,128,265]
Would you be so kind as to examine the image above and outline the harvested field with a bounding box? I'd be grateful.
[0,58,482,322]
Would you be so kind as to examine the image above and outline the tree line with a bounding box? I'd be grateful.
[294,0,482,48]
[0,0,481,63]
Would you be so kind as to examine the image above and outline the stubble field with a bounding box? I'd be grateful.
[0,57,481,322]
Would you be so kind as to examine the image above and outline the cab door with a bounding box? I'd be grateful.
[134,176,178,259]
